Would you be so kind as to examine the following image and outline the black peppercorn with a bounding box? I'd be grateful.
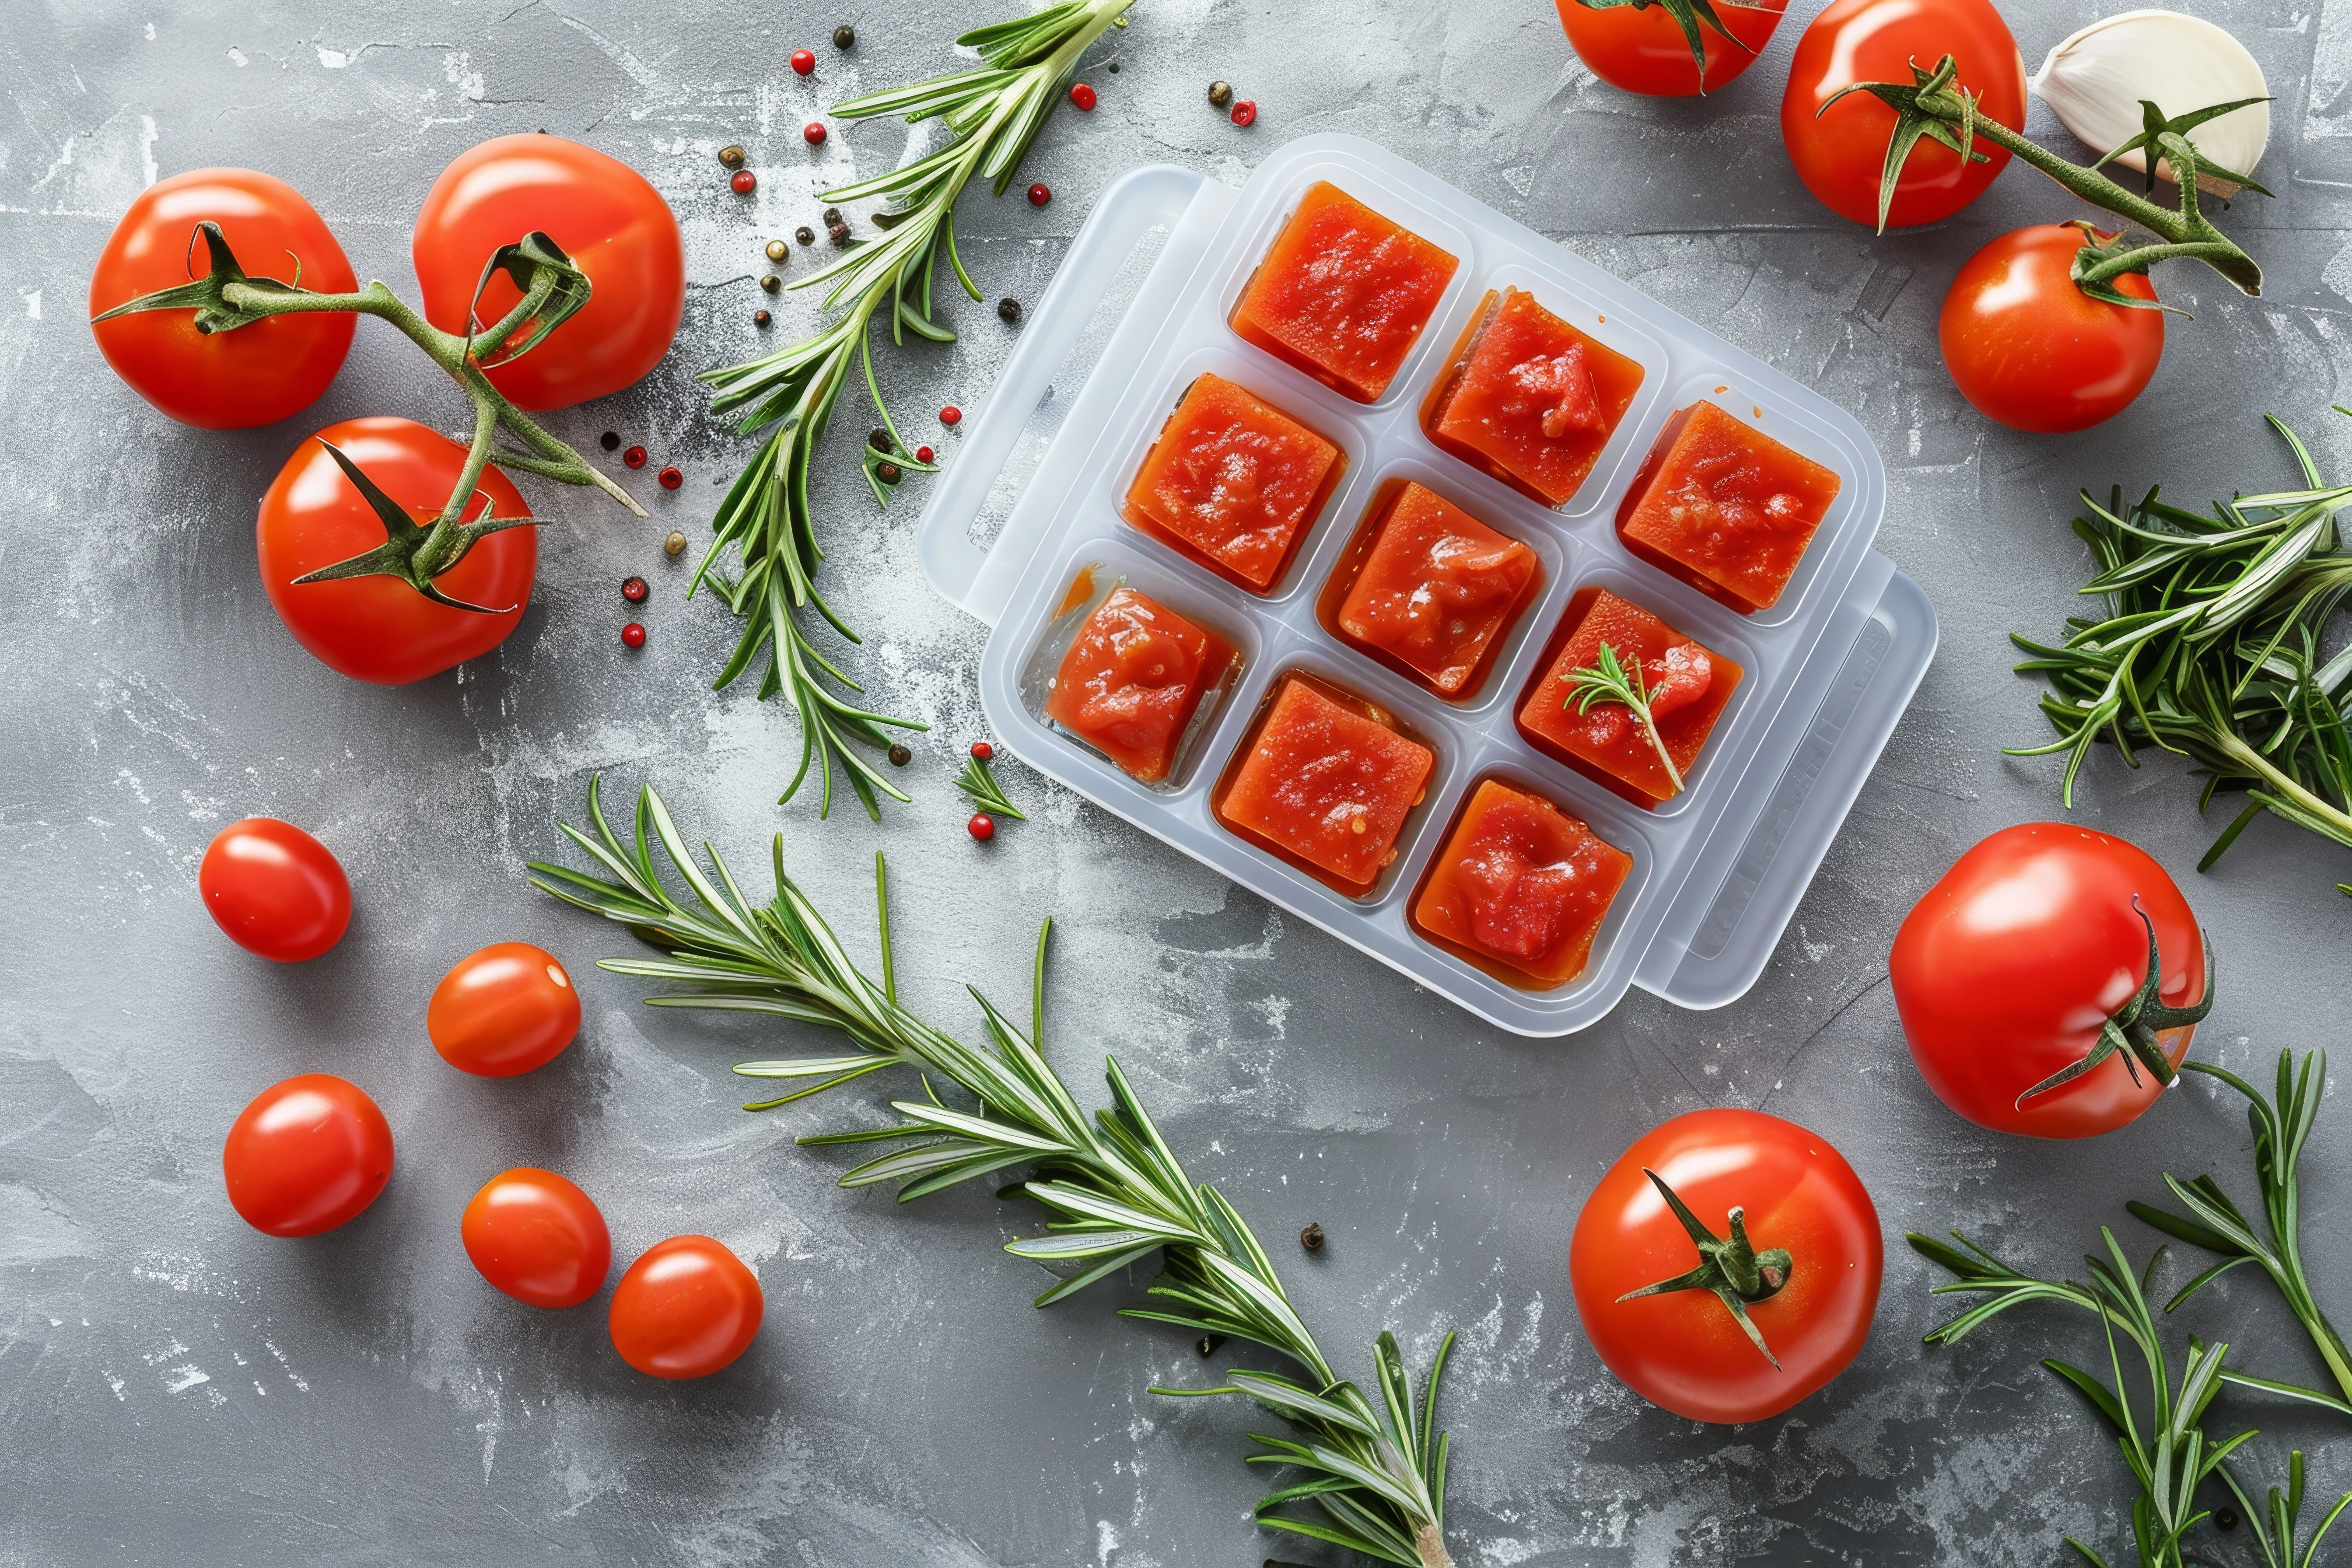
[753,309,771,326]
[760,274,781,294]
[765,238,789,263]
[2216,1507,2239,1530]
[665,530,688,556]
[834,24,854,48]
[876,462,902,485]
[796,225,816,246]
[718,144,746,169]
[822,206,842,224]
[599,430,621,452]
[887,743,911,766]
[997,298,1022,323]
[1300,1222,1323,1252]
[868,427,893,452]
[1208,81,1232,107]
[1107,60,1120,74]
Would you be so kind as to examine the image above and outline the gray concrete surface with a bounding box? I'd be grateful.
[8,1,2352,1563]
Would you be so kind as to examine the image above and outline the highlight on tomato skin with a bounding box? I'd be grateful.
[427,942,582,1077]
[222,1074,395,1238]
[1555,0,1788,98]
[608,1235,765,1379]
[1938,225,2165,434]
[462,1168,611,1308]
[198,817,352,962]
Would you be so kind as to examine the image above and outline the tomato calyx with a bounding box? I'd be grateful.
[287,438,542,614]
[1818,54,1993,234]
[462,232,594,368]
[2062,220,2186,317]
[1614,1169,1794,1370]
[2015,897,2217,1108]
[1571,0,1770,94]
[91,221,315,336]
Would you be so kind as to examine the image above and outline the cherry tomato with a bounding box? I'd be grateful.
[1571,1110,1880,1424]
[462,1168,611,1308]
[89,169,357,429]
[1781,0,2026,228]
[199,817,352,962]
[608,1236,764,1379]
[411,134,684,410]
[1939,226,2164,434]
[427,942,581,1077]
[1555,0,1787,98]
[256,416,536,686]
[1893,824,2211,1139]
[224,1074,394,1237]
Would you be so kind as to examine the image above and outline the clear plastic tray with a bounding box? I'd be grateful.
[916,137,1935,1036]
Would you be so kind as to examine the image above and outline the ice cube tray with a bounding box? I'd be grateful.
[916,136,1935,1036]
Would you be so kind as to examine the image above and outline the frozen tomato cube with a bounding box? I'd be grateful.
[1413,779,1631,987]
[1333,483,1537,698]
[1123,374,1342,592]
[1215,676,1435,895]
[1045,585,1235,784]
[1617,401,1841,613]
[1427,288,1646,507]
[1518,589,1742,806]
[1230,182,1459,403]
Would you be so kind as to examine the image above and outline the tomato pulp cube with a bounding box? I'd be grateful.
[1230,182,1459,403]
[1122,374,1343,592]
[1426,287,1646,507]
[1413,779,1632,988]
[1617,400,1841,614]
[1214,674,1436,896]
[1326,482,1539,699]
[1043,584,1236,785]
[1519,588,1742,806]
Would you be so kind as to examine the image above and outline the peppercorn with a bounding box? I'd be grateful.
[796,225,816,245]
[719,144,746,168]
[599,430,621,452]
[1230,100,1257,128]
[914,445,934,464]
[827,221,850,245]
[971,740,994,762]
[759,274,781,295]
[1106,60,1119,74]
[766,238,789,262]
[753,309,771,326]
[664,530,688,556]
[968,813,995,841]
[939,405,962,426]
[2217,1507,2239,1530]
[658,465,683,489]
[834,24,854,48]
[730,169,757,194]
[803,122,826,145]
[1070,83,1097,111]
[887,742,910,767]
[623,445,648,469]
[1027,182,1051,207]
[621,575,649,603]
[791,48,816,76]
[876,462,901,485]
[1208,80,1232,107]
[1300,1222,1324,1252]
[823,206,842,224]
[864,427,889,453]
[997,298,1022,323]
[621,622,647,649]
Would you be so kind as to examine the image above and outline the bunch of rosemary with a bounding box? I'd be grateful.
[693,0,1134,819]
[528,779,1461,1568]
[2011,415,2352,876]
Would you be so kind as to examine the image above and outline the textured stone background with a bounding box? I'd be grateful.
[8,1,2352,1563]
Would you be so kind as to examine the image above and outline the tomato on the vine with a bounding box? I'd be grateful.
[412,134,683,411]
[1571,1110,1880,1424]
[428,942,581,1077]
[608,1236,764,1379]
[1555,0,1787,98]
[224,1074,395,1237]
[256,416,536,686]
[462,1168,611,1308]
[1781,0,2026,228]
[89,168,357,430]
[1893,824,2213,1140]
[199,817,351,962]
[1940,226,2165,434]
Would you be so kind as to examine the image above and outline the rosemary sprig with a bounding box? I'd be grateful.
[1909,1227,2350,1567]
[2009,413,2352,874]
[1564,641,1683,794]
[526,777,1460,1568]
[693,0,1133,819]
[954,750,1027,821]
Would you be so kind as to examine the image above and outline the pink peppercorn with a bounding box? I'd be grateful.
[791,49,816,75]
[804,122,826,145]
[1230,100,1257,127]
[967,813,995,842]
[623,446,648,469]
[939,406,962,426]
[915,445,934,463]
[730,169,756,194]
[657,466,683,490]
[1070,84,1097,111]
[621,623,647,650]
[1027,183,1050,206]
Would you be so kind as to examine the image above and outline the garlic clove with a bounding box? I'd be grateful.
[2028,8,2269,197]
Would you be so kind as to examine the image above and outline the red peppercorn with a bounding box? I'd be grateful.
[621,623,647,650]
[791,49,816,75]
[971,740,994,762]
[915,445,934,464]
[804,122,827,145]
[1027,183,1051,207]
[1231,101,1257,127]
[730,169,757,194]
[658,466,683,490]
[621,576,649,603]
[1070,83,1097,111]
[968,813,995,842]
[939,406,962,426]
[623,446,648,469]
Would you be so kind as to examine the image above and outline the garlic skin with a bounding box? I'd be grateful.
[2028,9,2270,197]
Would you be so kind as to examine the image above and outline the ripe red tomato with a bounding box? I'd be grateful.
[89,168,357,429]
[1556,0,1787,97]
[412,134,683,410]
[1893,824,2212,1140]
[199,817,352,962]
[462,1168,611,1308]
[256,416,536,685]
[1781,0,2026,228]
[1571,1110,1880,1424]
[224,1074,395,1237]
[428,942,581,1077]
[609,1236,764,1379]
[1939,226,2164,434]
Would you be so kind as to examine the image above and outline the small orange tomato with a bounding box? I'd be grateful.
[609,1236,764,1379]
[427,942,581,1077]
[462,1168,611,1308]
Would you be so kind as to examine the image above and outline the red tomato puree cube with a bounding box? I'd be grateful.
[1045,585,1235,784]
[1519,589,1742,806]
[1414,779,1631,987]
[1123,374,1342,592]
[1427,287,1645,507]
[1617,400,1841,614]
[1333,483,1536,698]
[1230,181,1459,403]
[1215,676,1435,895]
